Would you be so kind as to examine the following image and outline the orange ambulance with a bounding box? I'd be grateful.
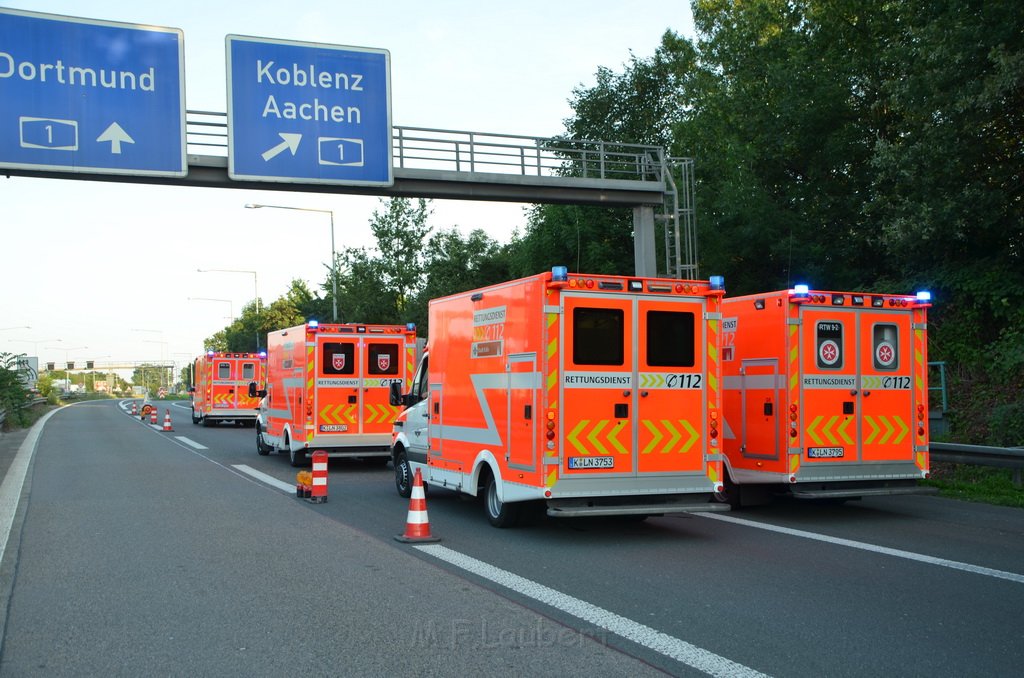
[190,351,266,426]
[253,321,418,466]
[389,266,729,527]
[719,286,933,505]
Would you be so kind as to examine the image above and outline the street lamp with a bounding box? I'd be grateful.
[143,340,170,389]
[197,268,260,348]
[188,297,234,323]
[8,337,61,356]
[245,203,337,322]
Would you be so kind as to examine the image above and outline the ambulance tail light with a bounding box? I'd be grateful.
[546,410,557,447]
[789,403,799,439]
[710,275,725,291]
[709,410,719,441]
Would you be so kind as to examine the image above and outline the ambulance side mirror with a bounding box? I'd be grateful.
[389,381,405,407]
[248,381,267,399]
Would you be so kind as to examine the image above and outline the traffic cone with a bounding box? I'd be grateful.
[150,408,158,425]
[394,469,440,543]
[131,402,138,416]
[162,409,174,432]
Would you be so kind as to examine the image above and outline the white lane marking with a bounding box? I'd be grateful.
[175,437,208,450]
[0,409,61,563]
[232,465,294,493]
[699,513,1024,585]
[414,544,769,678]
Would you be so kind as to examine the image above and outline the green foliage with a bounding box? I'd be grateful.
[205,279,319,352]
[924,465,1024,509]
[0,352,32,428]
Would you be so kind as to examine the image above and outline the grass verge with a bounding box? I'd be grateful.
[923,463,1024,509]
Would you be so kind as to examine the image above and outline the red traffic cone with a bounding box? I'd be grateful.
[131,402,138,416]
[150,408,158,425]
[162,409,174,432]
[394,469,440,543]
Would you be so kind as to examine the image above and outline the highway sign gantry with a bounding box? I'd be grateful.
[226,34,393,186]
[0,8,186,177]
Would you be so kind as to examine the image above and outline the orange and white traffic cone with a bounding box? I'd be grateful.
[162,409,174,432]
[131,402,138,416]
[150,408,158,425]
[394,469,440,543]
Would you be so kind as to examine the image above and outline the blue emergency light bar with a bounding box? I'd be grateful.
[793,284,810,296]
[308,320,319,329]
[258,351,267,358]
[916,291,932,302]
[710,275,725,291]
[406,323,416,332]
[551,265,568,282]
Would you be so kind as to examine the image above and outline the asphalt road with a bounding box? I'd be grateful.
[1,399,1022,676]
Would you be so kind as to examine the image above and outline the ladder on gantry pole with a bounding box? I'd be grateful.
[657,157,698,280]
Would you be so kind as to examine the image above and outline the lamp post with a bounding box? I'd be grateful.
[245,203,337,322]
[143,339,170,390]
[197,268,260,349]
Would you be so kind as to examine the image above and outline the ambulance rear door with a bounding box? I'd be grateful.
[315,337,361,437]
[636,297,706,475]
[857,306,915,463]
[363,337,404,434]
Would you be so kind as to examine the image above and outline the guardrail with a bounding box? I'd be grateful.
[931,442,1024,487]
[186,110,666,183]
[0,397,49,430]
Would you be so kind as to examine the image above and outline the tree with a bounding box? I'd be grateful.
[0,352,31,428]
[328,198,432,324]
[205,279,319,352]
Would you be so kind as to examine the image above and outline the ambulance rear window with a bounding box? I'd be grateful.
[368,343,399,375]
[322,342,355,375]
[647,311,695,367]
[573,307,624,366]
[217,362,230,379]
[241,363,255,380]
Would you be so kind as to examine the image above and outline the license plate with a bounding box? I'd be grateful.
[808,447,844,458]
[568,456,614,469]
[319,424,349,433]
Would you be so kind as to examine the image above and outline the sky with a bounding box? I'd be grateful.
[1,0,694,378]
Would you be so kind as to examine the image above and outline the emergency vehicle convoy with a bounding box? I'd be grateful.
[189,351,266,426]
[719,285,933,505]
[252,321,418,467]
[389,266,730,527]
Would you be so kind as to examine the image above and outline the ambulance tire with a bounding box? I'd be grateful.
[202,416,213,428]
[288,440,307,467]
[394,448,412,498]
[191,409,199,425]
[255,424,271,456]
[484,473,520,528]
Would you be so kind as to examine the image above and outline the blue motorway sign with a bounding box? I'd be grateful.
[0,9,186,177]
[227,35,392,186]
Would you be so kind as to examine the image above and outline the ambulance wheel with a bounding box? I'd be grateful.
[191,409,199,425]
[484,474,520,528]
[289,444,307,468]
[255,424,271,456]
[394,448,412,498]
[202,416,212,428]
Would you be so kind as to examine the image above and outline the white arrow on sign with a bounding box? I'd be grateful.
[261,133,302,161]
[96,122,134,154]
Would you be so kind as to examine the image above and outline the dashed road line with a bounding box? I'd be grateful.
[232,464,294,493]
